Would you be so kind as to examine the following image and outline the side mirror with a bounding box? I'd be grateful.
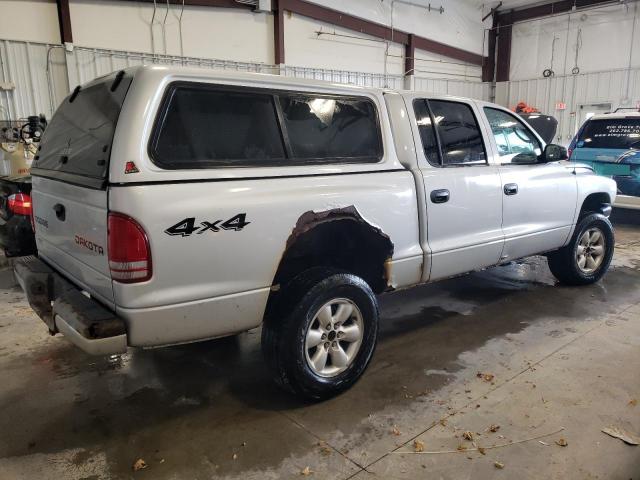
[542,144,568,162]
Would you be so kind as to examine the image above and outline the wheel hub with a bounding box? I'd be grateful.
[304,298,364,378]
[576,227,606,274]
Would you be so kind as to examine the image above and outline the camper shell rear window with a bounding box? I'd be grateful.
[148,82,383,169]
[32,71,133,187]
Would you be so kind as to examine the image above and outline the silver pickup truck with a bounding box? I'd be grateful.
[15,66,616,400]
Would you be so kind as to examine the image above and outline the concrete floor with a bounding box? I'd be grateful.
[1,215,639,480]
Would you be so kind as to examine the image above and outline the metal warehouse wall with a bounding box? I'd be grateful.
[496,67,640,146]
[0,38,489,122]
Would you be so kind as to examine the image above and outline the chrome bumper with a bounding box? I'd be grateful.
[13,256,127,355]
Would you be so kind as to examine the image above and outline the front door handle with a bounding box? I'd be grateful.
[504,183,518,196]
[430,189,450,204]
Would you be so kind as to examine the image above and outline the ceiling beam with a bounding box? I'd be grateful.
[499,0,619,24]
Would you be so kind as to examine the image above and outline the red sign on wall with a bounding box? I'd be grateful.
[555,102,567,110]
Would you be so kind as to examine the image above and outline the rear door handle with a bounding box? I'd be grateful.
[53,203,66,221]
[430,189,450,204]
[504,183,518,196]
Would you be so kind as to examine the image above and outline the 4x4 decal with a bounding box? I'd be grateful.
[165,214,250,237]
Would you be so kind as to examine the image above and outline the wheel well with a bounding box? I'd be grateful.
[271,207,394,296]
[579,193,611,219]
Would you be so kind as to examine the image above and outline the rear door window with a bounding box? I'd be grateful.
[149,83,383,168]
[34,71,132,184]
[577,119,640,149]
[413,99,487,166]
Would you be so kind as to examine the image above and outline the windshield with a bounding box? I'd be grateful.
[577,118,640,150]
[34,71,132,180]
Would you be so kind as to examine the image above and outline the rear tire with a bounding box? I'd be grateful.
[547,213,614,285]
[262,268,378,401]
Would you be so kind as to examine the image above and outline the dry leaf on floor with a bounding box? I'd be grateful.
[602,426,640,445]
[628,399,637,407]
[301,466,313,476]
[456,444,467,451]
[555,438,568,447]
[439,418,448,427]
[132,459,147,471]
[391,426,401,436]
[463,431,474,441]
[319,445,332,456]
[489,424,500,433]
[477,372,495,382]
[413,440,425,452]
[494,461,505,469]
[477,446,486,455]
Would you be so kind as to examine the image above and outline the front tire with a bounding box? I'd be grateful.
[262,268,379,401]
[547,213,614,285]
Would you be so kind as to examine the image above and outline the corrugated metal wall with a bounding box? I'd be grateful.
[0,40,67,122]
[413,76,491,100]
[1,38,491,123]
[496,67,640,145]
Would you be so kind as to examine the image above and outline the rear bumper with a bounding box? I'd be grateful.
[614,194,640,211]
[13,256,127,355]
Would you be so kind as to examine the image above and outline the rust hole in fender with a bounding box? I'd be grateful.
[273,206,394,294]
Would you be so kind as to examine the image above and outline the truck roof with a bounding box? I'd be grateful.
[114,64,475,102]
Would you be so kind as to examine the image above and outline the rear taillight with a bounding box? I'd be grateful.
[108,212,152,283]
[7,193,32,216]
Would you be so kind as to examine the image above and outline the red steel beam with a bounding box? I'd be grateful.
[499,0,617,24]
[56,0,73,44]
[280,0,484,66]
[495,11,512,82]
[405,34,415,76]
[102,0,486,67]
[412,36,484,67]
[134,0,252,8]
[274,0,285,64]
[279,0,409,44]
[482,14,498,82]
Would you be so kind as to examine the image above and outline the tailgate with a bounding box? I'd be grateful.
[32,176,113,305]
[29,70,134,307]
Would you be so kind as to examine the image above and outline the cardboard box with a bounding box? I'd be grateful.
[0,142,34,177]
